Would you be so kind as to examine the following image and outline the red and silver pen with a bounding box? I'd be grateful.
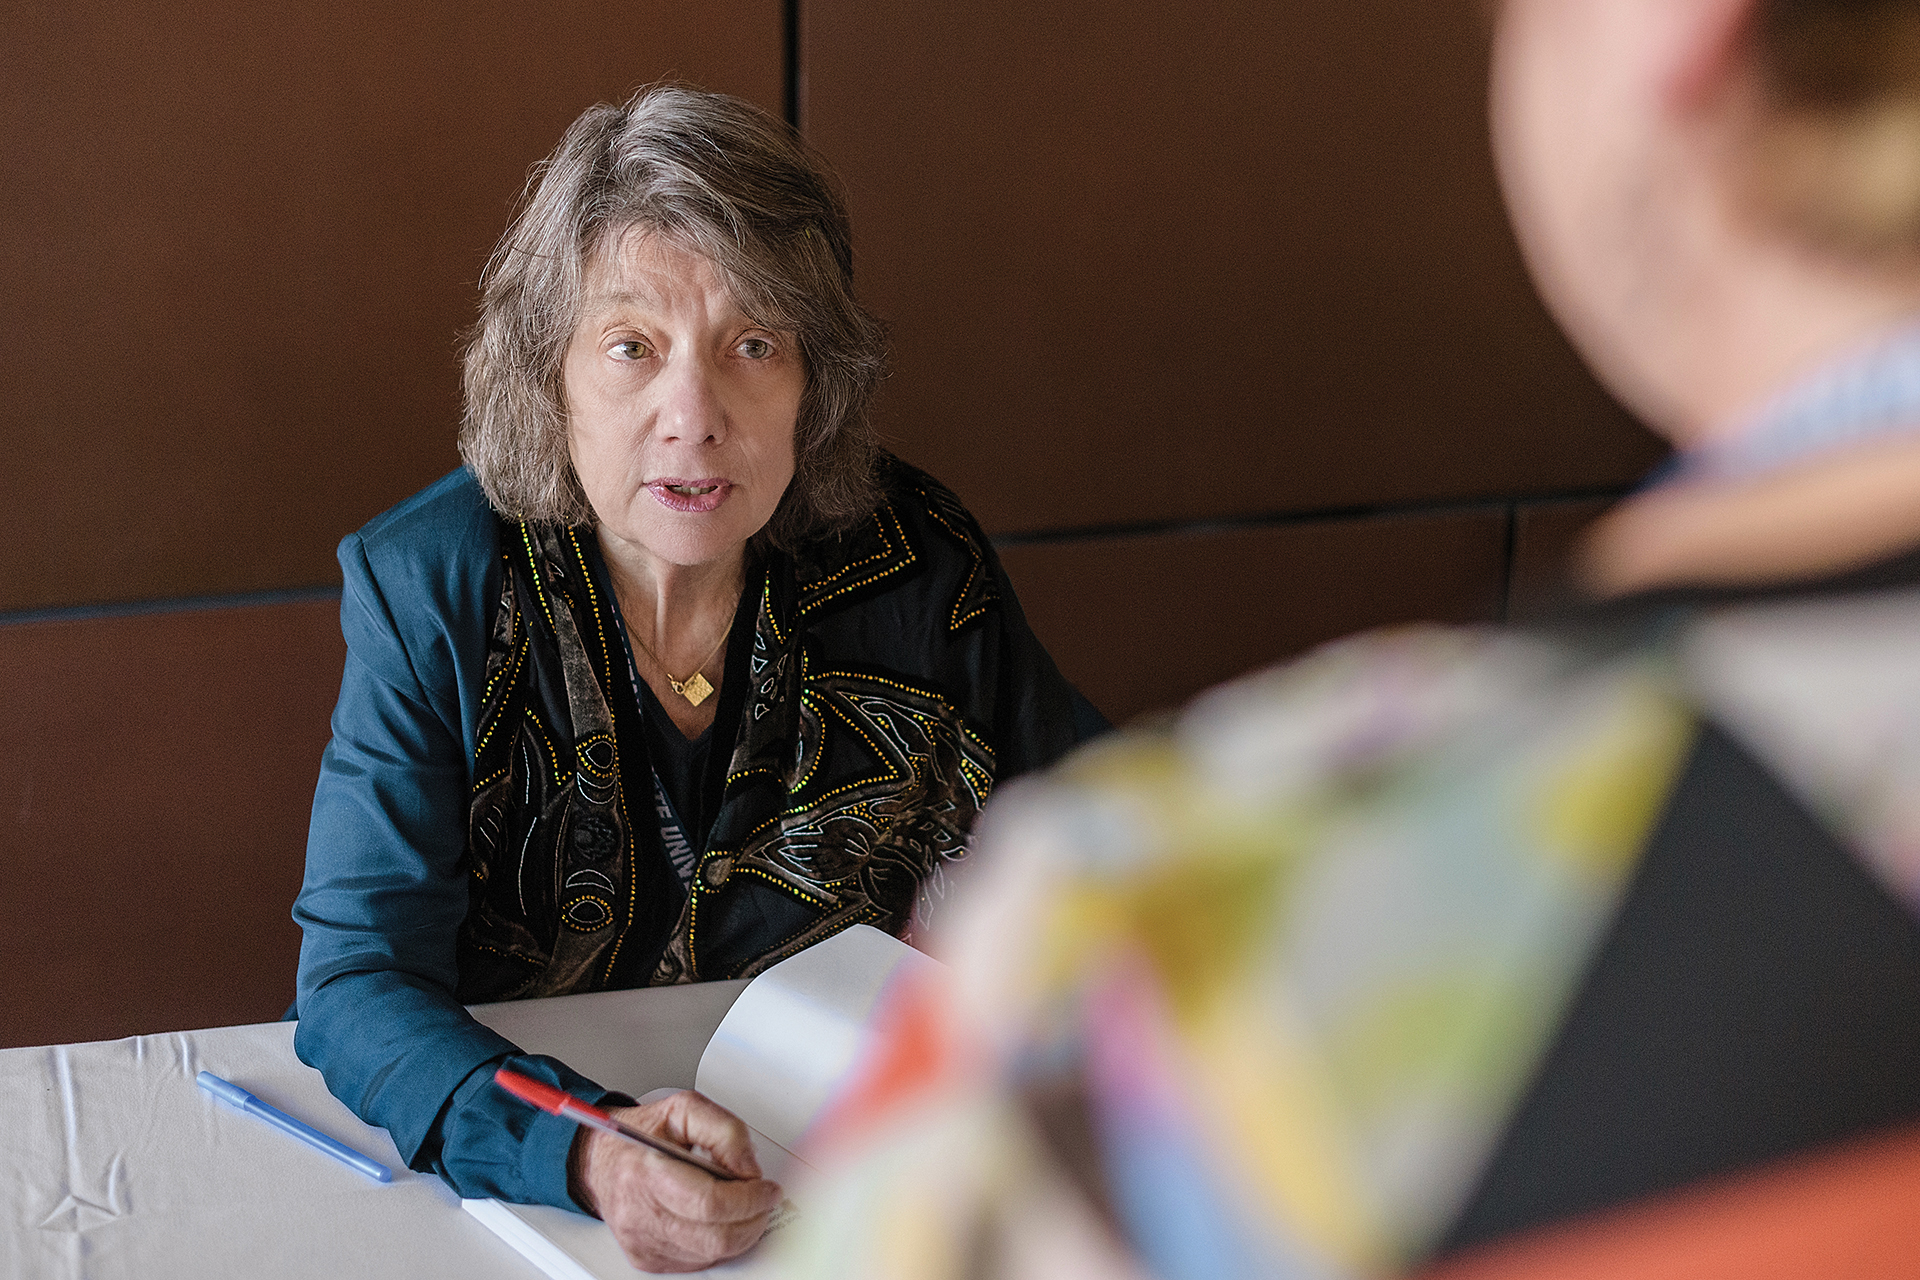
[492,1067,739,1181]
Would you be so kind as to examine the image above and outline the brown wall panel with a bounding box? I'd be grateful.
[805,1,1665,536]
[1,1,782,613]
[0,601,342,1048]
[1508,496,1619,621]
[999,510,1509,725]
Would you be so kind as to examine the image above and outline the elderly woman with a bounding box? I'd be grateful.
[292,86,1098,1270]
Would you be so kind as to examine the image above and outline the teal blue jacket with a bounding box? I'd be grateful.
[292,465,1099,1208]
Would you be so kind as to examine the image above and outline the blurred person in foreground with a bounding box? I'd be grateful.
[772,1,1920,1276]
[291,86,1096,1272]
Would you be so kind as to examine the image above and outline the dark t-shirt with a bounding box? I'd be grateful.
[1434,549,1920,1258]
[637,678,713,883]
[609,591,754,890]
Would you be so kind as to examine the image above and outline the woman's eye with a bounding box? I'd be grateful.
[610,339,652,361]
[737,337,774,360]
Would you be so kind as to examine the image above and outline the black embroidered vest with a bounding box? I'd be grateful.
[454,473,1003,1001]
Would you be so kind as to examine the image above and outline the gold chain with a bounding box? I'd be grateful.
[629,621,730,707]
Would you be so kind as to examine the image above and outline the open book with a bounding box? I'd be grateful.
[463,925,938,1278]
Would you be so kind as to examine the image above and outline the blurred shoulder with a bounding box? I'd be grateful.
[1001,620,1689,851]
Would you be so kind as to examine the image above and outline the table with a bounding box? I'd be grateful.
[2,981,749,1279]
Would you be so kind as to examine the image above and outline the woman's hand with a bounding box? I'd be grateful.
[570,1090,783,1273]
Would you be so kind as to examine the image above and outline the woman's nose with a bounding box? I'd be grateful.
[655,354,726,444]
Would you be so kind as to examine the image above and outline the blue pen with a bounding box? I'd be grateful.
[197,1071,393,1183]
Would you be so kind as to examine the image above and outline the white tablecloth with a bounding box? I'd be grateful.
[1,981,749,1279]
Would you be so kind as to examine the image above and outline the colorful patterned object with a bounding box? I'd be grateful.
[1684,594,1920,908]
[995,630,1692,1275]
[771,594,1920,1279]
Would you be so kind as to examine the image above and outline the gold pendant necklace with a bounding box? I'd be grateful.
[669,669,716,707]
[633,624,730,708]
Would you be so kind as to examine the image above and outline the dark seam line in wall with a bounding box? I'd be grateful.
[0,492,1631,627]
[988,485,1634,549]
[0,584,343,629]
[782,0,801,128]
[1496,500,1520,622]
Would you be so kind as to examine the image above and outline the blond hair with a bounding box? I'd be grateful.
[1752,0,1920,253]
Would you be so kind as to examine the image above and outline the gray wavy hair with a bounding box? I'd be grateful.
[459,85,888,547]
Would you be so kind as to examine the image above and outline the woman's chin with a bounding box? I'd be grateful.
[601,514,762,574]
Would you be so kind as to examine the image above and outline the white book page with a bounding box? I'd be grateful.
[693,924,939,1152]
[462,1110,800,1279]
[462,925,933,1279]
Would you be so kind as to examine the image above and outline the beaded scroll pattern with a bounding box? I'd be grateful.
[457,522,641,1001]
[650,483,1001,983]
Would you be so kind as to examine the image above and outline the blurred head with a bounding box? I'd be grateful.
[460,84,888,550]
[1491,0,1920,440]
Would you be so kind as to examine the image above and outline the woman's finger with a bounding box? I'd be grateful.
[592,1139,781,1271]
[642,1090,765,1180]
[645,1156,783,1224]
[637,1208,776,1267]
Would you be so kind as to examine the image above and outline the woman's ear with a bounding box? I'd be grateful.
[1663,0,1760,112]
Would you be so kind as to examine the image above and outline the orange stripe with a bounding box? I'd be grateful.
[1421,1123,1920,1280]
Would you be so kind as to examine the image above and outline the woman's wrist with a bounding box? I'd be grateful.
[565,1090,635,1216]
[567,1124,601,1216]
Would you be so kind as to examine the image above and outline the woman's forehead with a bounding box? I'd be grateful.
[579,229,739,317]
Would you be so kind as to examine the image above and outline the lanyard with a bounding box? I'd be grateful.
[1678,317,1920,483]
[611,608,702,889]
[650,768,699,889]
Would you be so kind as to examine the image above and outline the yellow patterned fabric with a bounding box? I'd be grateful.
[774,623,1703,1280]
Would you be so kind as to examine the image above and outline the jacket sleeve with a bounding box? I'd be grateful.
[292,531,614,1209]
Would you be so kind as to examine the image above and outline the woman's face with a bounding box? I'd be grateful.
[563,232,803,574]
[1490,0,1700,439]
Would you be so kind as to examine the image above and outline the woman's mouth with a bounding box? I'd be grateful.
[646,478,733,513]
